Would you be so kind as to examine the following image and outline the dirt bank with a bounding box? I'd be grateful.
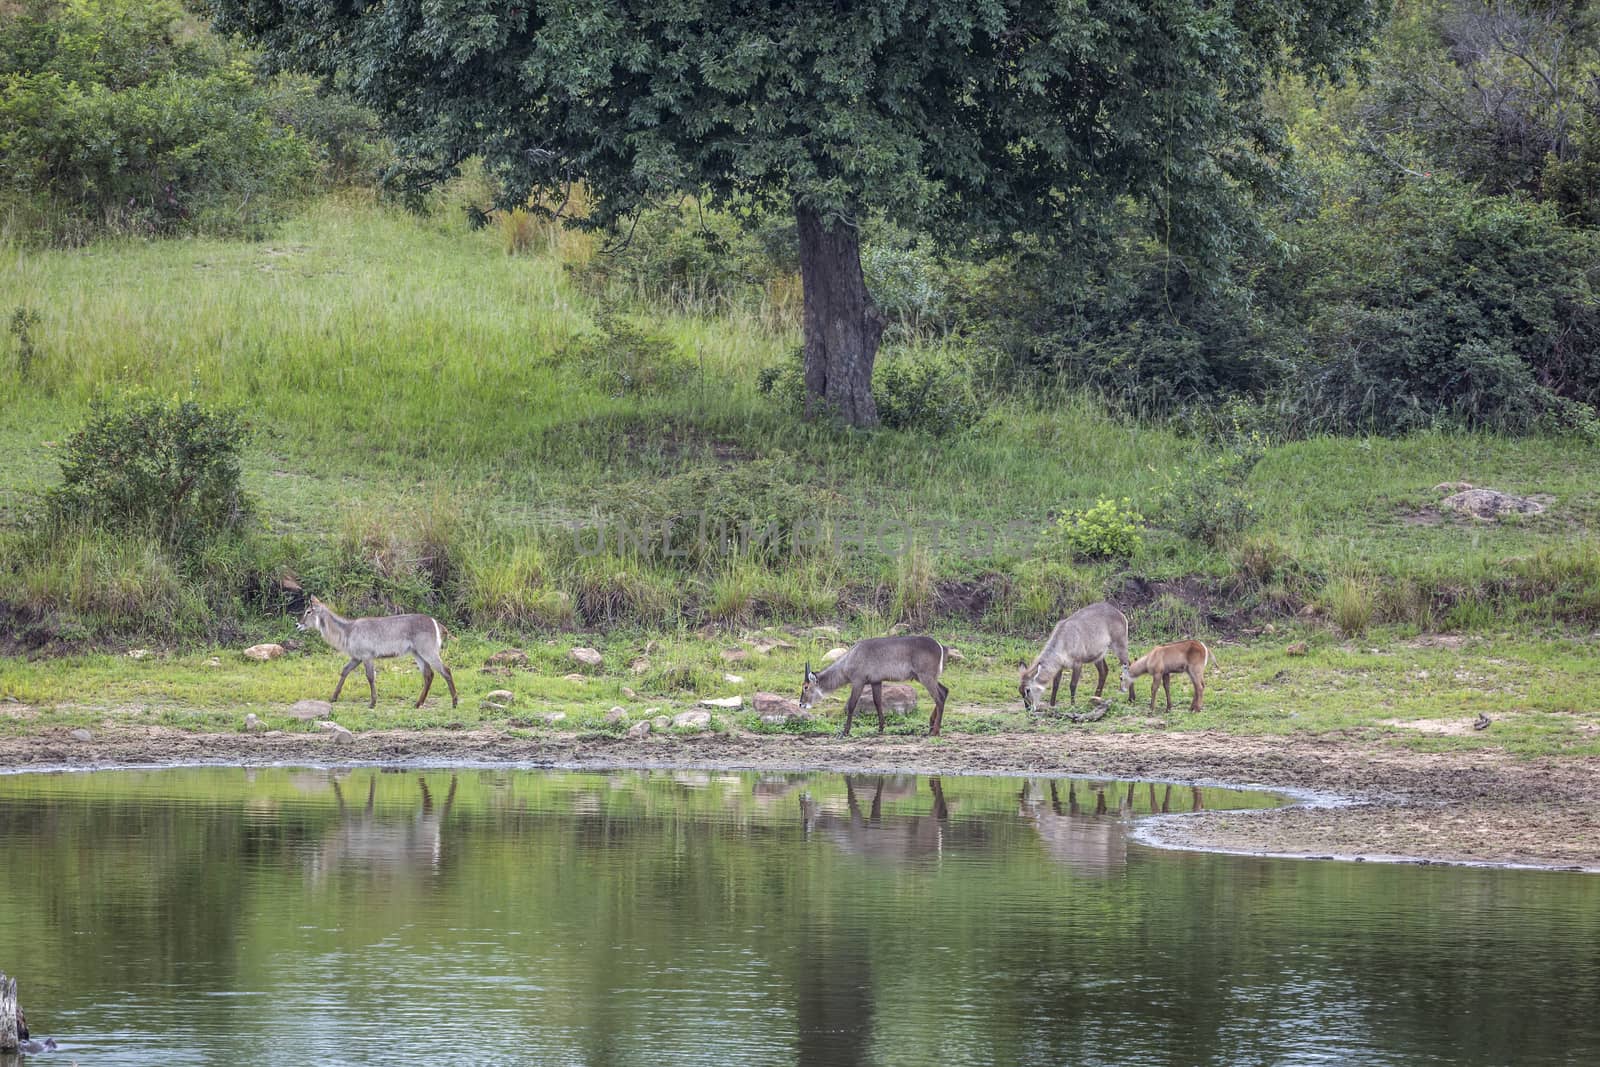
[5,725,1597,872]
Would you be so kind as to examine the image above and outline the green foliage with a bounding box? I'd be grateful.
[1161,433,1266,548]
[1057,499,1144,562]
[47,395,254,552]
[8,306,41,378]
[0,0,379,241]
[559,313,695,398]
[761,343,990,437]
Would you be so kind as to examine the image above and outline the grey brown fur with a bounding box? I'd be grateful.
[1019,601,1130,711]
[297,596,457,709]
[800,636,950,736]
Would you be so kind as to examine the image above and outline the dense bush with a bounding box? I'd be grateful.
[1159,432,1265,548]
[557,313,694,397]
[47,395,254,552]
[0,0,378,241]
[1057,499,1145,561]
[759,342,992,437]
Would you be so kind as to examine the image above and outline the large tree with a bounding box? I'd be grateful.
[210,0,1379,427]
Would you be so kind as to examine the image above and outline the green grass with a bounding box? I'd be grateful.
[3,194,1600,698]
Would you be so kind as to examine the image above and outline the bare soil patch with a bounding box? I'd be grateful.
[4,724,1596,872]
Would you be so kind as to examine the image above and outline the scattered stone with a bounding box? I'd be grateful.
[1298,604,1318,617]
[888,623,910,636]
[621,686,638,699]
[1262,624,1277,635]
[206,657,222,668]
[562,673,588,684]
[751,638,796,655]
[652,715,670,731]
[543,712,567,725]
[482,698,511,711]
[811,624,841,636]
[761,711,817,726]
[822,647,848,663]
[723,673,745,685]
[480,665,512,678]
[569,646,604,668]
[1439,488,1545,521]
[243,643,285,662]
[486,689,515,705]
[944,647,965,662]
[720,647,749,663]
[643,640,661,654]
[486,649,532,668]
[630,657,652,675]
[605,707,629,724]
[288,699,334,720]
[127,648,151,660]
[1286,641,1309,657]
[673,709,713,729]
[244,713,262,732]
[1432,481,1474,493]
[628,720,652,739]
[699,695,743,709]
[70,728,93,742]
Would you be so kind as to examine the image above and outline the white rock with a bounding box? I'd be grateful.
[244,713,262,732]
[543,712,567,725]
[243,643,285,662]
[822,647,848,663]
[723,673,745,684]
[630,658,651,674]
[699,695,743,709]
[605,707,629,724]
[288,699,333,721]
[127,648,151,660]
[562,673,588,684]
[754,691,803,716]
[628,720,652,738]
[486,689,515,704]
[673,710,713,729]
[70,728,93,742]
[620,686,638,699]
[569,646,604,668]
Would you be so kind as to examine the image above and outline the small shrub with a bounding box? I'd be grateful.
[1058,499,1144,561]
[500,207,544,255]
[759,343,992,438]
[47,395,253,552]
[1162,433,1265,548]
[560,313,694,397]
[8,306,42,377]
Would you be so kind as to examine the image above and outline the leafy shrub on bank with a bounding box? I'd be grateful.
[47,395,254,552]
[759,342,992,437]
[1057,499,1144,561]
[1159,432,1265,548]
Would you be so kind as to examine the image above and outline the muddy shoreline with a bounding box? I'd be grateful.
[5,726,1597,872]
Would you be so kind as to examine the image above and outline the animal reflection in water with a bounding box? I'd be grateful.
[306,772,459,882]
[1018,779,1210,877]
[799,775,954,863]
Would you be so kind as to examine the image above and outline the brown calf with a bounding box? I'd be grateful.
[1120,640,1212,712]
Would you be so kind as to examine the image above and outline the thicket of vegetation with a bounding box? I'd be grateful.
[2,0,1600,648]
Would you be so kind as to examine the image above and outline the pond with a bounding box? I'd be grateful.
[0,767,1596,1065]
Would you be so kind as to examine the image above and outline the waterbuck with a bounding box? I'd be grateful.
[1019,601,1130,712]
[800,636,950,736]
[1121,640,1212,712]
[296,596,458,709]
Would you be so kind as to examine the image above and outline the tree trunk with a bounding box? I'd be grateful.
[796,202,884,428]
[1,972,17,1052]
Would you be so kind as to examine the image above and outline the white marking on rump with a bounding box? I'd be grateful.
[433,618,442,648]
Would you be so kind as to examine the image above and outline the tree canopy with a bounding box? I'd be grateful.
[211,0,1382,425]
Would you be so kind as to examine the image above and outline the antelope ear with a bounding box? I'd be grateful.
[310,595,322,606]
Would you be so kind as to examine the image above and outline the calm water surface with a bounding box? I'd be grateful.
[0,767,1595,1066]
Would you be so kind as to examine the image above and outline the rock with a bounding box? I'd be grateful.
[699,695,743,709]
[482,699,510,711]
[486,689,515,705]
[244,713,262,732]
[643,706,661,716]
[288,699,334,721]
[1439,488,1545,521]
[754,691,803,716]
[628,720,652,738]
[822,647,848,663]
[888,623,910,636]
[127,648,151,660]
[621,686,638,699]
[1297,604,1318,617]
[318,721,353,742]
[811,624,841,636]
[875,683,919,712]
[761,711,816,726]
[70,728,93,742]
[1474,713,1492,731]
[630,657,652,674]
[652,715,670,731]
[486,649,531,668]
[723,673,745,684]
[1286,641,1309,657]
[1432,481,1474,493]
[206,657,221,668]
[480,665,512,678]
[243,643,285,662]
[543,712,567,725]
[569,646,604,668]
[673,710,713,729]
[720,647,749,663]
[562,673,588,684]
[751,638,796,655]
[605,707,629,724]
[944,647,965,662]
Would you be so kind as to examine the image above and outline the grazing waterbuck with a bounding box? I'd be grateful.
[1019,601,1130,711]
[1121,640,1212,712]
[800,636,951,736]
[296,596,458,709]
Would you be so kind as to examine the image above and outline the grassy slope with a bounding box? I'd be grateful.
[2,197,1599,756]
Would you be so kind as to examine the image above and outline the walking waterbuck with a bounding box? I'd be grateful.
[800,636,951,736]
[1019,601,1130,711]
[1121,640,1212,712]
[296,596,458,709]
